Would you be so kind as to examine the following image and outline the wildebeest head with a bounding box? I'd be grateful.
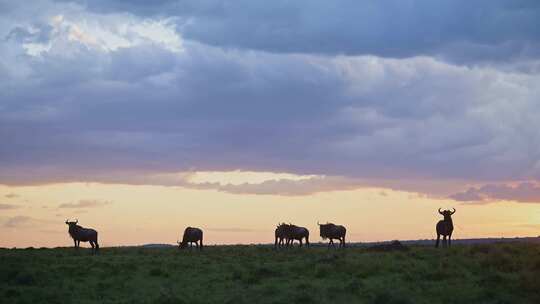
[275,222,288,232]
[65,219,78,227]
[438,208,455,220]
[177,227,203,249]
[318,221,331,239]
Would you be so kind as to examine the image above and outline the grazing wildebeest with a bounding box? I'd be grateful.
[65,219,99,254]
[435,208,455,248]
[318,222,346,248]
[274,223,288,249]
[178,227,203,250]
[285,224,310,247]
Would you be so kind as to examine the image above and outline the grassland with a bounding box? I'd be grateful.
[1,242,540,304]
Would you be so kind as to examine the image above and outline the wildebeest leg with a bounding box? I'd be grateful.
[442,235,447,247]
[305,236,309,247]
[448,232,452,247]
[73,239,77,249]
[435,234,440,248]
[90,241,95,254]
[341,236,346,248]
[299,239,303,247]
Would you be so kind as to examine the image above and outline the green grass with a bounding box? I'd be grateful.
[1,243,540,303]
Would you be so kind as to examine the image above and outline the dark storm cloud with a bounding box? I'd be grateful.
[1,42,538,187]
[55,0,540,63]
[1,0,540,203]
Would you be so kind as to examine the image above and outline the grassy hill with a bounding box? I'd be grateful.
[1,243,539,303]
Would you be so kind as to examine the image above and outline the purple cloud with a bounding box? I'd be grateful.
[0,0,539,203]
[450,182,540,203]
[58,199,112,209]
[1,216,52,228]
[0,203,20,210]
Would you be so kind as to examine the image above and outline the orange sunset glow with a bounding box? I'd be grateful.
[1,171,539,248]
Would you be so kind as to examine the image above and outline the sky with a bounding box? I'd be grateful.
[1,0,540,247]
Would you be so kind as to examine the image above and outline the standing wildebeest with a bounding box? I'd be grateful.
[274,223,288,249]
[178,227,203,250]
[318,222,346,248]
[285,224,310,247]
[435,208,455,248]
[65,219,99,254]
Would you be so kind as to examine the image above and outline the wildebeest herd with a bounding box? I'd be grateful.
[65,208,456,254]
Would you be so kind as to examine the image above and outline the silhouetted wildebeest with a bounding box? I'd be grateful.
[274,223,288,249]
[178,227,203,250]
[318,222,346,248]
[285,224,310,247]
[65,219,99,254]
[436,208,455,248]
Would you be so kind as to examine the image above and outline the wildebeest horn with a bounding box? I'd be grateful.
[451,208,456,215]
[75,219,78,224]
[317,221,320,225]
[438,208,443,215]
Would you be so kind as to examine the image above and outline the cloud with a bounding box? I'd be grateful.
[58,199,111,209]
[56,0,540,63]
[0,0,539,200]
[1,49,539,188]
[450,182,540,203]
[1,216,52,228]
[191,176,363,196]
[0,203,20,210]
